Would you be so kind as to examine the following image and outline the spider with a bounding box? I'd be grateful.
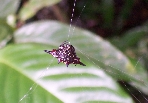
[44,41,86,67]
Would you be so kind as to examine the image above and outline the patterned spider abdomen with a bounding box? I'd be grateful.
[44,41,86,67]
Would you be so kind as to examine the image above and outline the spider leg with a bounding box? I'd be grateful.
[44,50,51,54]
[79,62,86,66]
[66,63,69,67]
[58,58,61,64]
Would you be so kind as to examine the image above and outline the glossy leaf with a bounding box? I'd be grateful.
[0,43,133,103]
[14,20,148,94]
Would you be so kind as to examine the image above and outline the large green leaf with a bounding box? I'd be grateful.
[14,20,148,94]
[19,0,61,20]
[0,0,19,18]
[0,43,133,103]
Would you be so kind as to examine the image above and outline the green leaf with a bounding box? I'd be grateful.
[0,0,19,18]
[0,19,13,48]
[14,20,148,95]
[0,43,133,103]
[111,22,148,50]
[128,58,148,94]
[19,0,61,20]
[120,25,148,49]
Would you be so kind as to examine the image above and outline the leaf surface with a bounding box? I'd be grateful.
[0,43,133,103]
[14,20,148,94]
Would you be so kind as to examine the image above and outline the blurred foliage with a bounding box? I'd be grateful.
[0,0,148,103]
[0,0,19,18]
[19,0,61,20]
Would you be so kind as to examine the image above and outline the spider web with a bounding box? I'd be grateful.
[18,0,148,103]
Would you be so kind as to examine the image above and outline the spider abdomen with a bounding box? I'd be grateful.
[44,41,86,67]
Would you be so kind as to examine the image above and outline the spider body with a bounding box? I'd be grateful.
[44,41,86,67]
